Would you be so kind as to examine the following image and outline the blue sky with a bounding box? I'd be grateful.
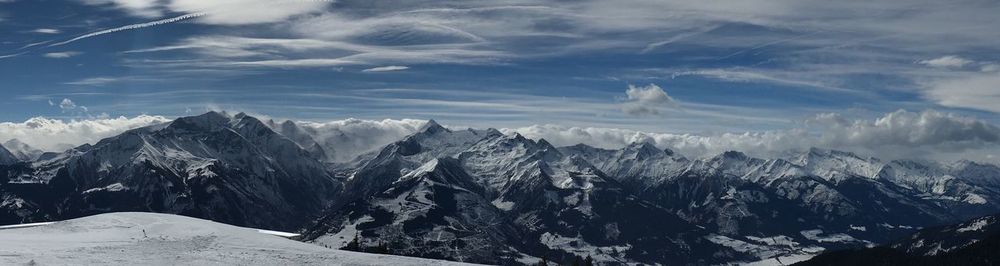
[2,0,1000,162]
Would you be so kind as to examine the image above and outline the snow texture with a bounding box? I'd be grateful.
[0,212,480,265]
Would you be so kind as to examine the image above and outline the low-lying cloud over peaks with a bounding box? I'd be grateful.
[295,118,427,162]
[509,109,1000,163]
[1,109,996,163]
[0,115,170,151]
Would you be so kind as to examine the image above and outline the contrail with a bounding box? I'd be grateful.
[0,52,27,60]
[49,12,205,47]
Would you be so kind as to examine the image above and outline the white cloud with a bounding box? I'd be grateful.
[65,77,120,86]
[32,28,61,34]
[919,55,974,68]
[1,109,994,163]
[81,0,329,25]
[671,68,857,94]
[59,98,77,111]
[921,72,1000,113]
[167,0,329,25]
[0,115,171,151]
[508,109,1000,163]
[43,51,82,58]
[295,118,427,162]
[622,83,679,116]
[80,0,162,17]
[362,66,409,72]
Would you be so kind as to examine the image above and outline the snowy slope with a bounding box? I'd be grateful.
[889,214,1000,256]
[0,143,17,165]
[4,112,1000,266]
[0,111,343,230]
[0,212,479,266]
[2,139,44,162]
[311,125,748,265]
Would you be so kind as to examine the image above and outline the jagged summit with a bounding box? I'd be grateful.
[0,111,342,230]
[5,112,1000,265]
[166,110,232,132]
[418,119,448,134]
[623,141,664,159]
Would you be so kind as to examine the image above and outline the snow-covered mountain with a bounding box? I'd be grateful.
[3,111,1000,265]
[0,111,342,230]
[795,213,1000,265]
[0,143,17,165]
[307,124,743,265]
[2,139,44,162]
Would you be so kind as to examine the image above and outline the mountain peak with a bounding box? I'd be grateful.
[806,147,866,160]
[623,141,664,159]
[536,138,554,148]
[485,128,503,137]
[418,119,448,134]
[168,111,233,132]
[719,150,748,160]
[0,143,18,165]
[2,139,44,161]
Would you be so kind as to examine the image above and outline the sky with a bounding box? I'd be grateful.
[1,0,999,162]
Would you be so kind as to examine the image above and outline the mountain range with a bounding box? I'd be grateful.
[795,212,1000,265]
[2,111,1000,265]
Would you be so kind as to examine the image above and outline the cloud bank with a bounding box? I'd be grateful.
[0,115,171,151]
[1,110,996,163]
[295,118,427,162]
[507,109,1000,163]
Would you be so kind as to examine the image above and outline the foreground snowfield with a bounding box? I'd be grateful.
[0,212,480,266]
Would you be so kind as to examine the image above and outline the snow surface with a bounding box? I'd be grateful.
[705,234,825,264]
[0,212,480,265]
[800,229,872,246]
[539,232,635,265]
[956,218,992,233]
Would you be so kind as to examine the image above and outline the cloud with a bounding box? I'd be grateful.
[921,72,1000,113]
[50,12,205,47]
[64,77,120,86]
[124,35,508,69]
[508,109,1000,163]
[362,66,409,72]
[32,28,61,34]
[79,0,163,17]
[42,51,82,58]
[295,118,427,161]
[919,55,974,68]
[167,0,330,25]
[80,0,329,25]
[622,83,679,116]
[0,115,171,151]
[0,109,994,163]
[59,98,77,111]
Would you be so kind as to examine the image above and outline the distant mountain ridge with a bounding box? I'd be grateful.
[2,111,1000,265]
[0,111,342,230]
[794,213,1000,265]
[2,139,44,162]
